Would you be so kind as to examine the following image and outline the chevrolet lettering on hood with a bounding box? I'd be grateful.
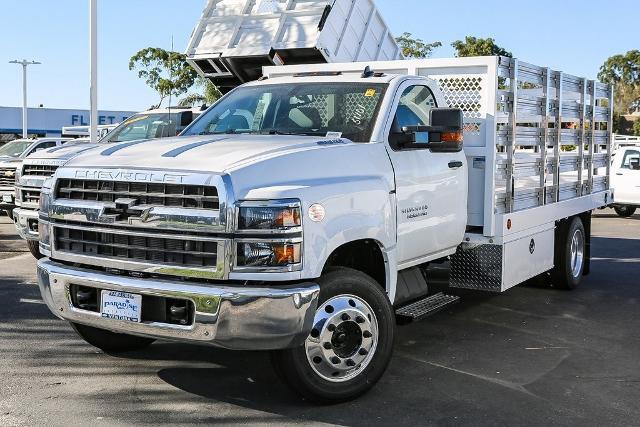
[74,170,187,184]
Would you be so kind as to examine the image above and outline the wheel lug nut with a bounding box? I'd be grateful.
[355,316,365,324]
[331,356,341,365]
[359,348,368,356]
[327,324,336,332]
[341,313,350,321]
[346,359,356,367]
[363,331,372,338]
[323,342,332,350]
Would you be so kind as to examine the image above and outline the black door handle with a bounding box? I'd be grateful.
[448,161,463,169]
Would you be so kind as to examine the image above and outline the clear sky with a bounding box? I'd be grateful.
[0,0,637,112]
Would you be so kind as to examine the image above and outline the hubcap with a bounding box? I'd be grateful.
[305,295,378,383]
[570,228,585,278]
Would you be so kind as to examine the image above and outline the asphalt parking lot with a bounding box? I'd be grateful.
[0,210,639,426]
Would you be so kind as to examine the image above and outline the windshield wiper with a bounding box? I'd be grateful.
[260,129,325,136]
[199,129,239,135]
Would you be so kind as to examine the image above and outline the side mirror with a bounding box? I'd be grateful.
[630,157,640,170]
[391,108,464,152]
[180,111,194,127]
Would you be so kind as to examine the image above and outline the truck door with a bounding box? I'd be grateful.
[384,82,468,267]
[614,148,640,203]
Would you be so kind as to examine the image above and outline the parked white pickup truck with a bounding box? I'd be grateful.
[13,107,203,258]
[36,57,613,403]
[0,138,70,216]
[611,145,640,217]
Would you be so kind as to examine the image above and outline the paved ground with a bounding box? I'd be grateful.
[0,210,639,426]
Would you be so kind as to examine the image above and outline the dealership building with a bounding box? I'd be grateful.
[0,106,137,142]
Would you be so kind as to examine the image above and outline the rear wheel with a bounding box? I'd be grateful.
[27,240,43,260]
[614,206,636,218]
[71,323,155,353]
[553,217,586,290]
[271,267,395,404]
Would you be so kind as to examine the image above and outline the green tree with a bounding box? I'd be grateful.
[451,36,512,58]
[396,32,441,58]
[634,119,640,137]
[129,48,198,108]
[179,77,222,107]
[598,50,640,115]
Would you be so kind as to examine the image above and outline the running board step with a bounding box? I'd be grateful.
[395,293,460,321]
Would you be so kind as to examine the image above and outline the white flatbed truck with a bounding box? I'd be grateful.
[36,56,613,403]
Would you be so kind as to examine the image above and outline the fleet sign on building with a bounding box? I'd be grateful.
[0,106,136,140]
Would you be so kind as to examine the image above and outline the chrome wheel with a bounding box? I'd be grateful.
[305,294,378,383]
[570,228,584,278]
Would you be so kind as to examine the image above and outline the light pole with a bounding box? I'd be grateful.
[89,0,98,143]
[9,59,41,139]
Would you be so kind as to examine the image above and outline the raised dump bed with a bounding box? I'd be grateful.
[186,0,402,92]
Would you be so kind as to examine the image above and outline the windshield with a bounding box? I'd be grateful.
[102,113,180,143]
[0,140,32,158]
[183,83,387,142]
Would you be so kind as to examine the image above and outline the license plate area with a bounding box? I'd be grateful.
[69,284,194,326]
[2,194,13,203]
[101,290,142,323]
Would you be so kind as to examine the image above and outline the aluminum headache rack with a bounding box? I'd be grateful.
[186,0,402,92]
[264,56,614,240]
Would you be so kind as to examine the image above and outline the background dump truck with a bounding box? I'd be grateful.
[186,0,402,92]
[36,55,613,403]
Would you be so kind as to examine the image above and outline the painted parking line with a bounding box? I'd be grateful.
[19,298,45,305]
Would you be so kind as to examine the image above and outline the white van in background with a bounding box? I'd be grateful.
[612,145,640,217]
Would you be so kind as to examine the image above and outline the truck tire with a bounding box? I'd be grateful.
[27,240,44,260]
[71,323,155,353]
[271,267,395,404]
[553,217,586,290]
[614,206,636,218]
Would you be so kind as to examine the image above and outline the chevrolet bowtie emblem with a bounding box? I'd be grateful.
[4,170,14,177]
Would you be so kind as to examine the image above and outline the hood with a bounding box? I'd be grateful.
[62,135,353,173]
[0,158,22,169]
[23,142,102,164]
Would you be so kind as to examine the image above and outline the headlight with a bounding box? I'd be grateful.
[13,167,22,184]
[39,178,54,215]
[236,241,302,269]
[39,221,51,246]
[237,200,301,232]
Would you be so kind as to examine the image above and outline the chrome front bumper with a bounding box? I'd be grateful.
[13,208,39,240]
[38,259,320,350]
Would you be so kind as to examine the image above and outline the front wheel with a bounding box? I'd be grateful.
[27,240,44,260]
[271,267,395,404]
[614,206,636,218]
[553,217,586,290]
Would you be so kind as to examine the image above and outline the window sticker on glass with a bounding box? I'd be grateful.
[123,115,149,125]
[365,89,377,97]
[325,131,343,138]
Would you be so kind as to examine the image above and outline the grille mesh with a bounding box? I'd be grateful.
[55,179,219,209]
[21,189,41,204]
[54,227,218,268]
[23,164,59,177]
